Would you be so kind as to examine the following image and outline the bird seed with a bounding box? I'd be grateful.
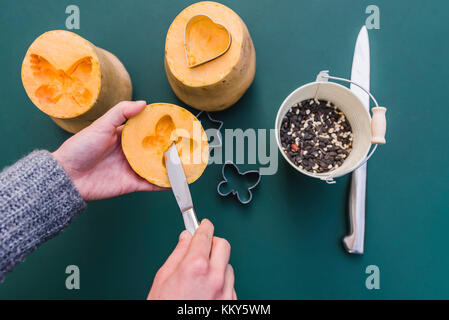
[280,99,353,174]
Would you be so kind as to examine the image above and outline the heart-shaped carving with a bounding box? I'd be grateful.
[184,15,232,68]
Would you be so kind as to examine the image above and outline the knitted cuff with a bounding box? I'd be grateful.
[0,150,86,282]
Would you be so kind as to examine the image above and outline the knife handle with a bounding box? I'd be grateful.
[343,164,366,254]
[182,208,199,235]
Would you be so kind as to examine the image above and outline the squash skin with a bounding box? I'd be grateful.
[121,103,209,188]
[164,1,256,111]
[22,30,132,133]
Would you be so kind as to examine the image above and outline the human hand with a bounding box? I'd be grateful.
[53,101,164,201]
[148,219,236,300]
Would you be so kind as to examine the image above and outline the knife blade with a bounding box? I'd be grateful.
[342,26,370,254]
[165,143,199,235]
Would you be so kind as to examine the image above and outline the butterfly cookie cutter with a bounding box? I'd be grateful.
[217,161,261,205]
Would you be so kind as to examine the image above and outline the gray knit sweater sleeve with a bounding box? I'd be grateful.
[0,150,86,282]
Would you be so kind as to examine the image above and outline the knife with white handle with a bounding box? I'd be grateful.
[165,144,199,235]
[342,26,370,254]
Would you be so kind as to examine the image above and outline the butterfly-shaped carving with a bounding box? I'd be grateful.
[217,161,261,204]
[142,115,176,151]
[30,54,93,106]
[142,115,198,164]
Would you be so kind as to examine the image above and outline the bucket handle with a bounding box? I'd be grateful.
[316,70,379,107]
[315,71,386,184]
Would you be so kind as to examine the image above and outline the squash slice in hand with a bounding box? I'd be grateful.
[122,103,209,188]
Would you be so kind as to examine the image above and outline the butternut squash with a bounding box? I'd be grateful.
[165,1,256,111]
[22,30,132,133]
[121,103,209,188]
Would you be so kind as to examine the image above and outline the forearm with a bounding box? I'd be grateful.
[0,150,86,282]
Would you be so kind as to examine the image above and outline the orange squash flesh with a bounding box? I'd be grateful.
[185,15,231,67]
[165,1,256,111]
[22,31,101,119]
[122,103,209,188]
[22,30,132,133]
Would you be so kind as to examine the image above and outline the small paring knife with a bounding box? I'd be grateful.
[164,143,199,235]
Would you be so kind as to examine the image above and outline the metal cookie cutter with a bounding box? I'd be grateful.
[185,15,232,68]
[196,111,224,149]
[217,161,261,205]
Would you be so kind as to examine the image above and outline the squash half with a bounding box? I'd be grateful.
[22,30,132,133]
[165,1,256,111]
[121,103,209,187]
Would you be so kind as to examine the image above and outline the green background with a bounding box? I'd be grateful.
[0,0,447,299]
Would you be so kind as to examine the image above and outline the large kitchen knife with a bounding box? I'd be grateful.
[342,26,370,254]
[165,143,199,235]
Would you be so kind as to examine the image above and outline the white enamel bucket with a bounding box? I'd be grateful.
[275,71,386,183]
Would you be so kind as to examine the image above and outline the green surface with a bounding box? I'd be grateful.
[0,0,448,299]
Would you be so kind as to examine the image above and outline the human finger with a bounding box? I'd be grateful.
[210,237,231,274]
[155,231,192,282]
[95,100,146,131]
[184,219,214,262]
[222,264,235,300]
